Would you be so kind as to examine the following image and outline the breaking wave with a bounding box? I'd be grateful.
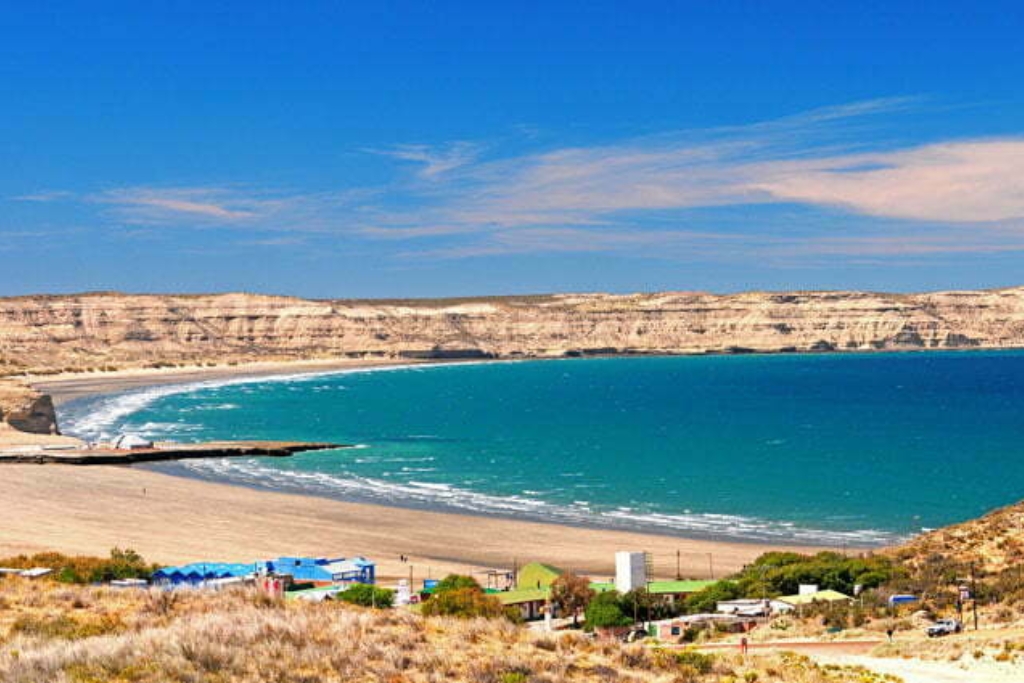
[157,456,903,546]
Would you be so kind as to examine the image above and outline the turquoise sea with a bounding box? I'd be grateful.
[60,353,1024,546]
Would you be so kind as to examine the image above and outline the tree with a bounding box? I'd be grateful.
[550,572,595,627]
[584,590,632,629]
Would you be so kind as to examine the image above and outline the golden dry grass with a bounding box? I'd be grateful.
[0,577,899,683]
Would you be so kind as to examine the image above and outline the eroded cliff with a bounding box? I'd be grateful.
[0,380,59,434]
[2,288,1024,381]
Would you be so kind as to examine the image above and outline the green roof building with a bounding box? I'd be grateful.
[516,562,563,590]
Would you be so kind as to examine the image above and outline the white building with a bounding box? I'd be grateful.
[614,551,647,593]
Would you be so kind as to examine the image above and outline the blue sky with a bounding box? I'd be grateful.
[2,1,1023,297]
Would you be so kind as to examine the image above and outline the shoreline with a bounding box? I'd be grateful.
[0,463,824,583]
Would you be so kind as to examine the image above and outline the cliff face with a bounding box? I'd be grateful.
[1,287,1024,378]
[0,381,59,434]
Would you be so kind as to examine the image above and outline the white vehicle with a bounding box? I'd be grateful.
[926,619,962,637]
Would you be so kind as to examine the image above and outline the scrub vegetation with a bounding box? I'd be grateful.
[0,574,894,683]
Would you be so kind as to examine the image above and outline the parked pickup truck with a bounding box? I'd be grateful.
[926,619,962,637]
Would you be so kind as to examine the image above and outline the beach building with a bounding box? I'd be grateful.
[774,588,853,611]
[497,587,552,621]
[497,562,564,620]
[717,598,793,616]
[516,562,563,590]
[653,613,756,640]
[261,556,376,585]
[152,562,258,587]
[614,551,647,593]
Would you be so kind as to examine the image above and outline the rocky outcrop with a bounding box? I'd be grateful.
[0,287,1022,376]
[0,381,59,434]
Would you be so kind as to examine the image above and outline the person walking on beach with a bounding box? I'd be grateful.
[740,636,749,655]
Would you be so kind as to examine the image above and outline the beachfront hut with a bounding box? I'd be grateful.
[262,556,376,585]
[496,587,553,621]
[152,562,258,587]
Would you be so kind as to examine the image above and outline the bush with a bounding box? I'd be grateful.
[434,574,482,592]
[0,548,157,584]
[683,580,742,614]
[674,649,714,674]
[584,590,632,629]
[421,586,506,619]
[337,583,394,609]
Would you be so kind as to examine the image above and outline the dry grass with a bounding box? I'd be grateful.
[0,577,896,683]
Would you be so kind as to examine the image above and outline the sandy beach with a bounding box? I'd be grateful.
[1,360,824,583]
[0,463,822,582]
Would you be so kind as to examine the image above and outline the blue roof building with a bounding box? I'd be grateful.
[263,556,375,584]
[152,562,259,586]
[151,555,376,587]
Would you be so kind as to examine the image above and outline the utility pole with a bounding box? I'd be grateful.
[676,549,681,581]
[707,552,714,580]
[970,562,979,631]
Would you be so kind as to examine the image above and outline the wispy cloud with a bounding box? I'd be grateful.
[90,186,270,224]
[11,190,75,202]
[15,97,1024,264]
[367,141,482,179]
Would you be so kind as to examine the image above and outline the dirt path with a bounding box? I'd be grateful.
[691,640,883,656]
[814,654,1021,683]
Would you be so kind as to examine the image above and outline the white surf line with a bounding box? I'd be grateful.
[59,360,498,441]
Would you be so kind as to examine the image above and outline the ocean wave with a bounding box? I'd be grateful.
[59,361,488,442]
[171,457,904,546]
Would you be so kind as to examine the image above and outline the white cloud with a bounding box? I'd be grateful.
[19,98,1024,263]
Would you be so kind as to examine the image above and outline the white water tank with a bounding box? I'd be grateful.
[615,551,647,593]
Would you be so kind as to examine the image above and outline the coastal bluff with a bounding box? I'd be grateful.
[1,287,1024,380]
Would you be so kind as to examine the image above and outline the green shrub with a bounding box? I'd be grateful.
[433,574,481,592]
[584,590,632,629]
[422,587,506,619]
[336,583,394,608]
